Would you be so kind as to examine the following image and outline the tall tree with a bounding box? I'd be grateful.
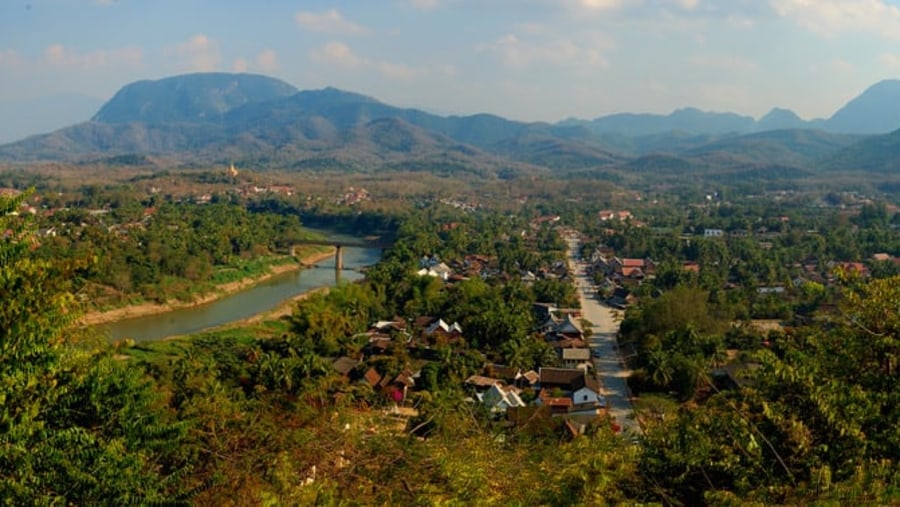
[0,192,190,503]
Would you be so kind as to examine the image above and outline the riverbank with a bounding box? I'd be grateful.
[80,248,336,327]
[168,285,332,340]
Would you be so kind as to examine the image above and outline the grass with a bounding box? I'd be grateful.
[632,393,680,427]
[209,256,280,286]
[123,319,293,367]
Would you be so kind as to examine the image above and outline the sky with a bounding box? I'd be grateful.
[2,0,900,123]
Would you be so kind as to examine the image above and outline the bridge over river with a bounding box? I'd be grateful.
[290,238,393,277]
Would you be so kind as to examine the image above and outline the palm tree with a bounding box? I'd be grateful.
[646,346,674,389]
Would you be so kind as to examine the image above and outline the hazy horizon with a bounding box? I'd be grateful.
[1,1,900,126]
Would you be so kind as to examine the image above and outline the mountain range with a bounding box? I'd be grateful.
[1,72,899,179]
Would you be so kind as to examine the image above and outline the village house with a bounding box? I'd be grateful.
[478,383,526,414]
[560,348,592,370]
[534,367,605,415]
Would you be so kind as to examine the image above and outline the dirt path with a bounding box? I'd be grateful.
[566,234,641,436]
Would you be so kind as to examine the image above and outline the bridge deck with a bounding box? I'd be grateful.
[291,239,392,249]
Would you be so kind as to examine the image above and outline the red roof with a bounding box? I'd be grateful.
[621,267,644,278]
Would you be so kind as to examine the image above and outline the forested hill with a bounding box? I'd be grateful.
[92,73,299,124]
[2,73,900,181]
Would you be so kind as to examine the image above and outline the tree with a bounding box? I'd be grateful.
[0,192,190,503]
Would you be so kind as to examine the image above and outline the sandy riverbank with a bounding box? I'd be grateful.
[80,248,336,326]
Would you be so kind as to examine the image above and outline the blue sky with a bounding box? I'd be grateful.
[1,0,900,122]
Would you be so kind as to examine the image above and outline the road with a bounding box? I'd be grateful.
[566,235,641,436]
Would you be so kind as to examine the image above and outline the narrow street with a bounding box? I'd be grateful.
[566,235,641,436]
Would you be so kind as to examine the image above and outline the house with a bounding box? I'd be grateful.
[518,370,540,389]
[607,287,636,309]
[363,335,392,356]
[704,229,724,237]
[682,261,701,273]
[572,376,605,407]
[385,370,416,403]
[416,265,451,280]
[561,348,591,369]
[532,302,558,321]
[370,319,407,333]
[538,367,587,391]
[551,337,588,350]
[483,364,520,383]
[598,210,632,221]
[426,319,463,337]
[465,375,503,391]
[620,266,645,280]
[478,383,526,414]
[362,368,383,388]
[331,357,358,379]
[530,215,561,227]
[540,314,586,344]
[535,390,575,415]
[832,261,868,277]
[555,314,584,339]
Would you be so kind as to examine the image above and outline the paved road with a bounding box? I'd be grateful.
[566,236,641,436]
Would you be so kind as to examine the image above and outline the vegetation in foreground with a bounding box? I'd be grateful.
[1,182,899,504]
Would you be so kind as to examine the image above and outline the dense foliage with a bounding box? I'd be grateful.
[0,193,190,502]
[2,185,898,504]
[34,197,315,307]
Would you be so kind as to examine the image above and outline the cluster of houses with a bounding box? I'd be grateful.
[336,187,369,206]
[418,254,559,282]
[327,302,609,436]
[584,249,658,309]
[1,188,39,216]
[464,364,606,437]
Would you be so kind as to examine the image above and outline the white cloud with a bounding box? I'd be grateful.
[377,61,419,80]
[577,0,627,10]
[230,50,278,74]
[675,0,700,9]
[564,0,705,13]
[42,44,142,69]
[879,52,900,68]
[478,33,611,69]
[169,34,221,72]
[256,49,279,72]
[771,0,900,39]
[295,9,368,35]
[310,41,447,80]
[310,42,363,68]
[232,58,249,72]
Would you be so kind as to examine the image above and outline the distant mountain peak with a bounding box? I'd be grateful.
[301,86,381,103]
[757,107,807,131]
[92,72,298,124]
[825,78,900,134]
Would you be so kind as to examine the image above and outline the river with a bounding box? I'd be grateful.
[96,244,382,342]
